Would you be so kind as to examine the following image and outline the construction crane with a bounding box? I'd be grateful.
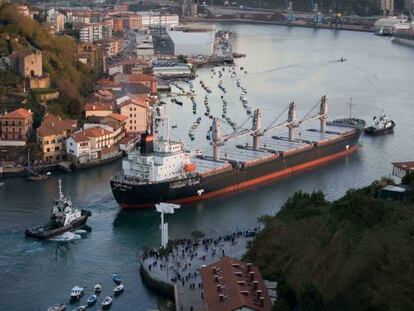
[210,96,329,161]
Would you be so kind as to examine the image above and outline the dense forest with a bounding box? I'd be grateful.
[245,178,414,310]
[0,3,95,117]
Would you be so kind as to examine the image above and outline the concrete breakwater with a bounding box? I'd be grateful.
[140,228,260,311]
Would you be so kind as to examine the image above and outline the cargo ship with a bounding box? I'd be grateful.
[110,96,362,208]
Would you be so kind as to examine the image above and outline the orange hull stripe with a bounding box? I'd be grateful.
[119,146,357,209]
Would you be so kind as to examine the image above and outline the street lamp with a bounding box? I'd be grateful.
[155,202,180,248]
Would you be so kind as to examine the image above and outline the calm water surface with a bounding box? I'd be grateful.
[1,23,413,310]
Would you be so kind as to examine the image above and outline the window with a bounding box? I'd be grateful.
[51,139,56,144]
[47,148,50,152]
[55,146,60,151]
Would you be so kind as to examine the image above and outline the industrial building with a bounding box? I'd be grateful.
[167,24,215,56]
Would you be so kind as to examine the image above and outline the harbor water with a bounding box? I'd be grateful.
[1,23,414,310]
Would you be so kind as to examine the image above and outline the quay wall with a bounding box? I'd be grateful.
[139,263,175,298]
[184,18,375,33]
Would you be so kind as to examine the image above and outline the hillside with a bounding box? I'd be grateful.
[0,3,95,117]
[245,181,414,310]
[208,0,406,16]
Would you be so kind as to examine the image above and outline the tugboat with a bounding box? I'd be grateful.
[25,179,91,239]
[365,113,396,135]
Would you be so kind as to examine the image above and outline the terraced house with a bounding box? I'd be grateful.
[0,108,33,146]
[36,114,77,161]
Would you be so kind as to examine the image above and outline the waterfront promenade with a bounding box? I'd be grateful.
[141,228,260,311]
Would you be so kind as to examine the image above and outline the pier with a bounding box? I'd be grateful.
[140,228,259,311]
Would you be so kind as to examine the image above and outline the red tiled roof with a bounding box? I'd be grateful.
[392,161,414,171]
[200,257,272,311]
[84,102,113,112]
[1,108,32,120]
[37,114,77,137]
[119,97,148,108]
[70,127,112,143]
[127,73,156,83]
[108,112,127,122]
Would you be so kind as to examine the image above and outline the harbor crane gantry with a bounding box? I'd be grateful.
[211,96,329,161]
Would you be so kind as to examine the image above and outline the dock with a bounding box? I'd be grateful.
[140,229,259,311]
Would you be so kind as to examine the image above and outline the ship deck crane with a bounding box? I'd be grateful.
[210,96,329,161]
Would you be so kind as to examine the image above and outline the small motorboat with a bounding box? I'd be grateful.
[94,283,102,294]
[101,296,113,309]
[71,306,87,311]
[47,303,66,311]
[70,286,84,300]
[339,57,346,62]
[365,113,395,135]
[86,294,97,306]
[112,274,122,285]
[114,284,124,295]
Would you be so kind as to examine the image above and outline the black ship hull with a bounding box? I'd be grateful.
[25,215,90,240]
[111,131,361,208]
[364,121,395,135]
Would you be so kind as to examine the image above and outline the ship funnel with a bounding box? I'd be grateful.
[288,102,297,141]
[140,131,154,155]
[320,95,328,133]
[212,118,221,161]
[252,109,261,151]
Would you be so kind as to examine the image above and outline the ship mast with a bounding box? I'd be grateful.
[320,95,328,134]
[287,102,297,141]
[252,109,261,150]
[348,97,353,119]
[58,179,64,200]
[212,117,222,161]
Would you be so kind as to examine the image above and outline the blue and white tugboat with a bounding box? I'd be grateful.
[25,180,91,239]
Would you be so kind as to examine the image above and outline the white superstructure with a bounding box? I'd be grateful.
[122,109,194,182]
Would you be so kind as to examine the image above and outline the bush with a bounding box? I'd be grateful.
[402,172,414,186]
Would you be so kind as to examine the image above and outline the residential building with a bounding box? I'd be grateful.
[36,114,77,161]
[119,97,149,134]
[114,73,157,95]
[125,14,142,30]
[113,17,124,32]
[17,50,43,78]
[84,102,113,118]
[139,13,179,28]
[101,113,127,143]
[79,23,103,43]
[47,11,65,33]
[107,59,151,76]
[102,23,113,39]
[0,108,33,144]
[381,0,394,15]
[77,43,106,74]
[66,126,113,163]
[99,38,124,57]
[200,257,272,311]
